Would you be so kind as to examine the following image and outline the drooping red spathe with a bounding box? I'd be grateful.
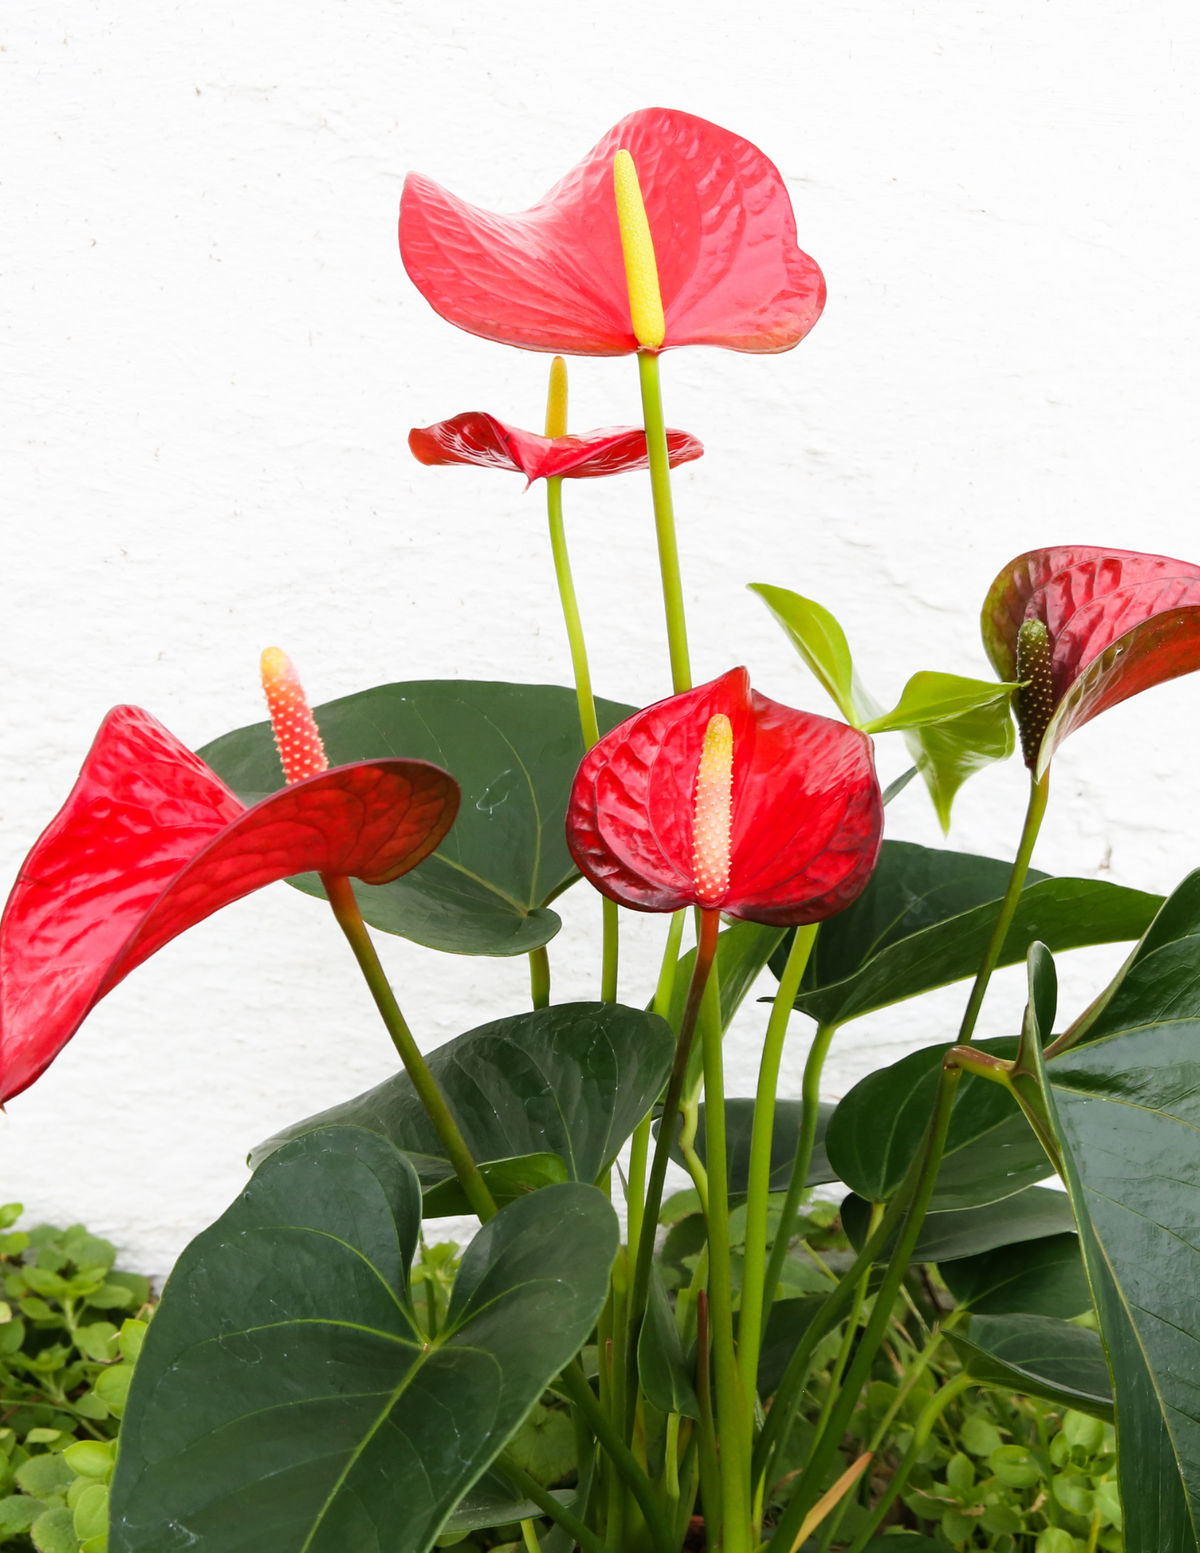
[566,669,882,926]
[399,107,825,357]
[981,546,1200,771]
[0,707,459,1103]
[409,411,704,486]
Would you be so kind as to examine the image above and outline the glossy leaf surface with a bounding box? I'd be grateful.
[842,1185,1075,1263]
[982,546,1200,774]
[409,411,703,484]
[1031,901,1200,1547]
[567,668,882,925]
[747,584,859,724]
[901,697,1016,833]
[0,707,458,1103]
[110,1128,617,1553]
[442,1472,571,1536]
[861,672,1016,736]
[638,1265,699,1418]
[940,1232,1089,1318]
[826,1039,1052,1211]
[947,1314,1113,1422]
[769,839,1160,1028]
[400,106,825,356]
[252,1002,674,1210]
[200,680,634,956]
[669,1098,837,1191]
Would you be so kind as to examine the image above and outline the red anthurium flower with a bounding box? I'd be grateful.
[0,681,459,1102]
[399,106,825,357]
[982,545,1200,774]
[566,668,882,926]
[409,410,704,486]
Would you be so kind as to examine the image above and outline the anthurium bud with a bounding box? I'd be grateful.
[1015,620,1053,769]
[613,149,666,350]
[260,648,328,784]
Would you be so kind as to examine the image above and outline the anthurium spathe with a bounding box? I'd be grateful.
[981,545,1200,774]
[399,106,825,356]
[566,668,882,925]
[409,410,703,486]
[0,701,459,1103]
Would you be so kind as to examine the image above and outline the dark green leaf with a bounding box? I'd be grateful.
[1030,899,1200,1549]
[440,1468,569,1536]
[504,1404,576,1486]
[767,840,1160,1028]
[421,1151,570,1217]
[862,1538,953,1552]
[665,1098,837,1191]
[252,1002,673,1213]
[940,1232,1090,1318]
[198,680,635,956]
[754,1296,823,1398]
[110,1126,617,1553]
[825,1039,1052,1210]
[946,1314,1113,1422]
[842,1185,1076,1262]
[638,1265,699,1419]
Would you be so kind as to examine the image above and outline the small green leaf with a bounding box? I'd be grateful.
[93,1365,134,1417]
[990,1443,1045,1488]
[0,1494,43,1534]
[861,672,1016,735]
[117,1321,146,1364]
[748,583,859,724]
[947,1314,1113,1422]
[637,1265,699,1419]
[74,1323,119,1364]
[503,1405,576,1487]
[31,1506,79,1553]
[16,1454,76,1500]
[62,1444,114,1482]
[72,1484,108,1542]
[0,1205,22,1231]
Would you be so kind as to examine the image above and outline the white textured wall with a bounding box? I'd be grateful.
[3,1,1199,1276]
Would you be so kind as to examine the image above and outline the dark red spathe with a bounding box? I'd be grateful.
[409,411,704,485]
[566,668,882,926]
[0,707,459,1102]
[399,107,825,357]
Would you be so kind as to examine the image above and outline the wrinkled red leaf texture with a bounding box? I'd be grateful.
[400,106,825,356]
[0,706,459,1102]
[409,411,704,485]
[566,668,882,926]
[982,546,1200,772]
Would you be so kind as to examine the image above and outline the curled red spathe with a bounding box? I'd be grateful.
[0,706,459,1103]
[399,107,826,357]
[409,411,704,486]
[566,668,882,926]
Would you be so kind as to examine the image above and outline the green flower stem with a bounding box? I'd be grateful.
[601,898,620,1003]
[759,1019,838,1337]
[495,1453,608,1553]
[769,1063,963,1552]
[842,1371,975,1553]
[529,945,551,1010]
[737,924,819,1426]
[694,1290,724,1538]
[322,873,497,1223]
[699,932,752,1553]
[956,769,1050,1044]
[637,350,691,694]
[624,1114,651,1289]
[557,1362,675,1553]
[751,1175,916,1485]
[624,908,722,1439]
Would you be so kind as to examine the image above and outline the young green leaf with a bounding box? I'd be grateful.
[861,671,1017,736]
[747,583,860,724]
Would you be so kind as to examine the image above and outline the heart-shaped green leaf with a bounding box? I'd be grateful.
[252,1003,674,1213]
[946,1314,1113,1423]
[666,1099,837,1191]
[754,1295,823,1399]
[1029,896,1200,1549]
[198,680,636,956]
[842,1184,1075,1263]
[770,841,1160,1029]
[825,1038,1051,1210]
[110,1126,617,1553]
[861,672,1017,736]
[940,1232,1089,1318]
[637,1264,699,1419]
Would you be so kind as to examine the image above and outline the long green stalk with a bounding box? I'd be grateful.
[529,945,551,1009]
[322,874,496,1222]
[737,925,819,1424]
[699,948,752,1553]
[760,1019,838,1335]
[769,1064,963,1550]
[637,351,691,694]
[956,769,1050,1044]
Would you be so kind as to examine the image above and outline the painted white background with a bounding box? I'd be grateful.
[3,0,1199,1277]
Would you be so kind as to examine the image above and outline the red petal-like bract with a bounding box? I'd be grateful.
[408,411,704,484]
[399,107,825,357]
[981,546,1200,772]
[0,706,459,1102]
[566,669,882,926]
